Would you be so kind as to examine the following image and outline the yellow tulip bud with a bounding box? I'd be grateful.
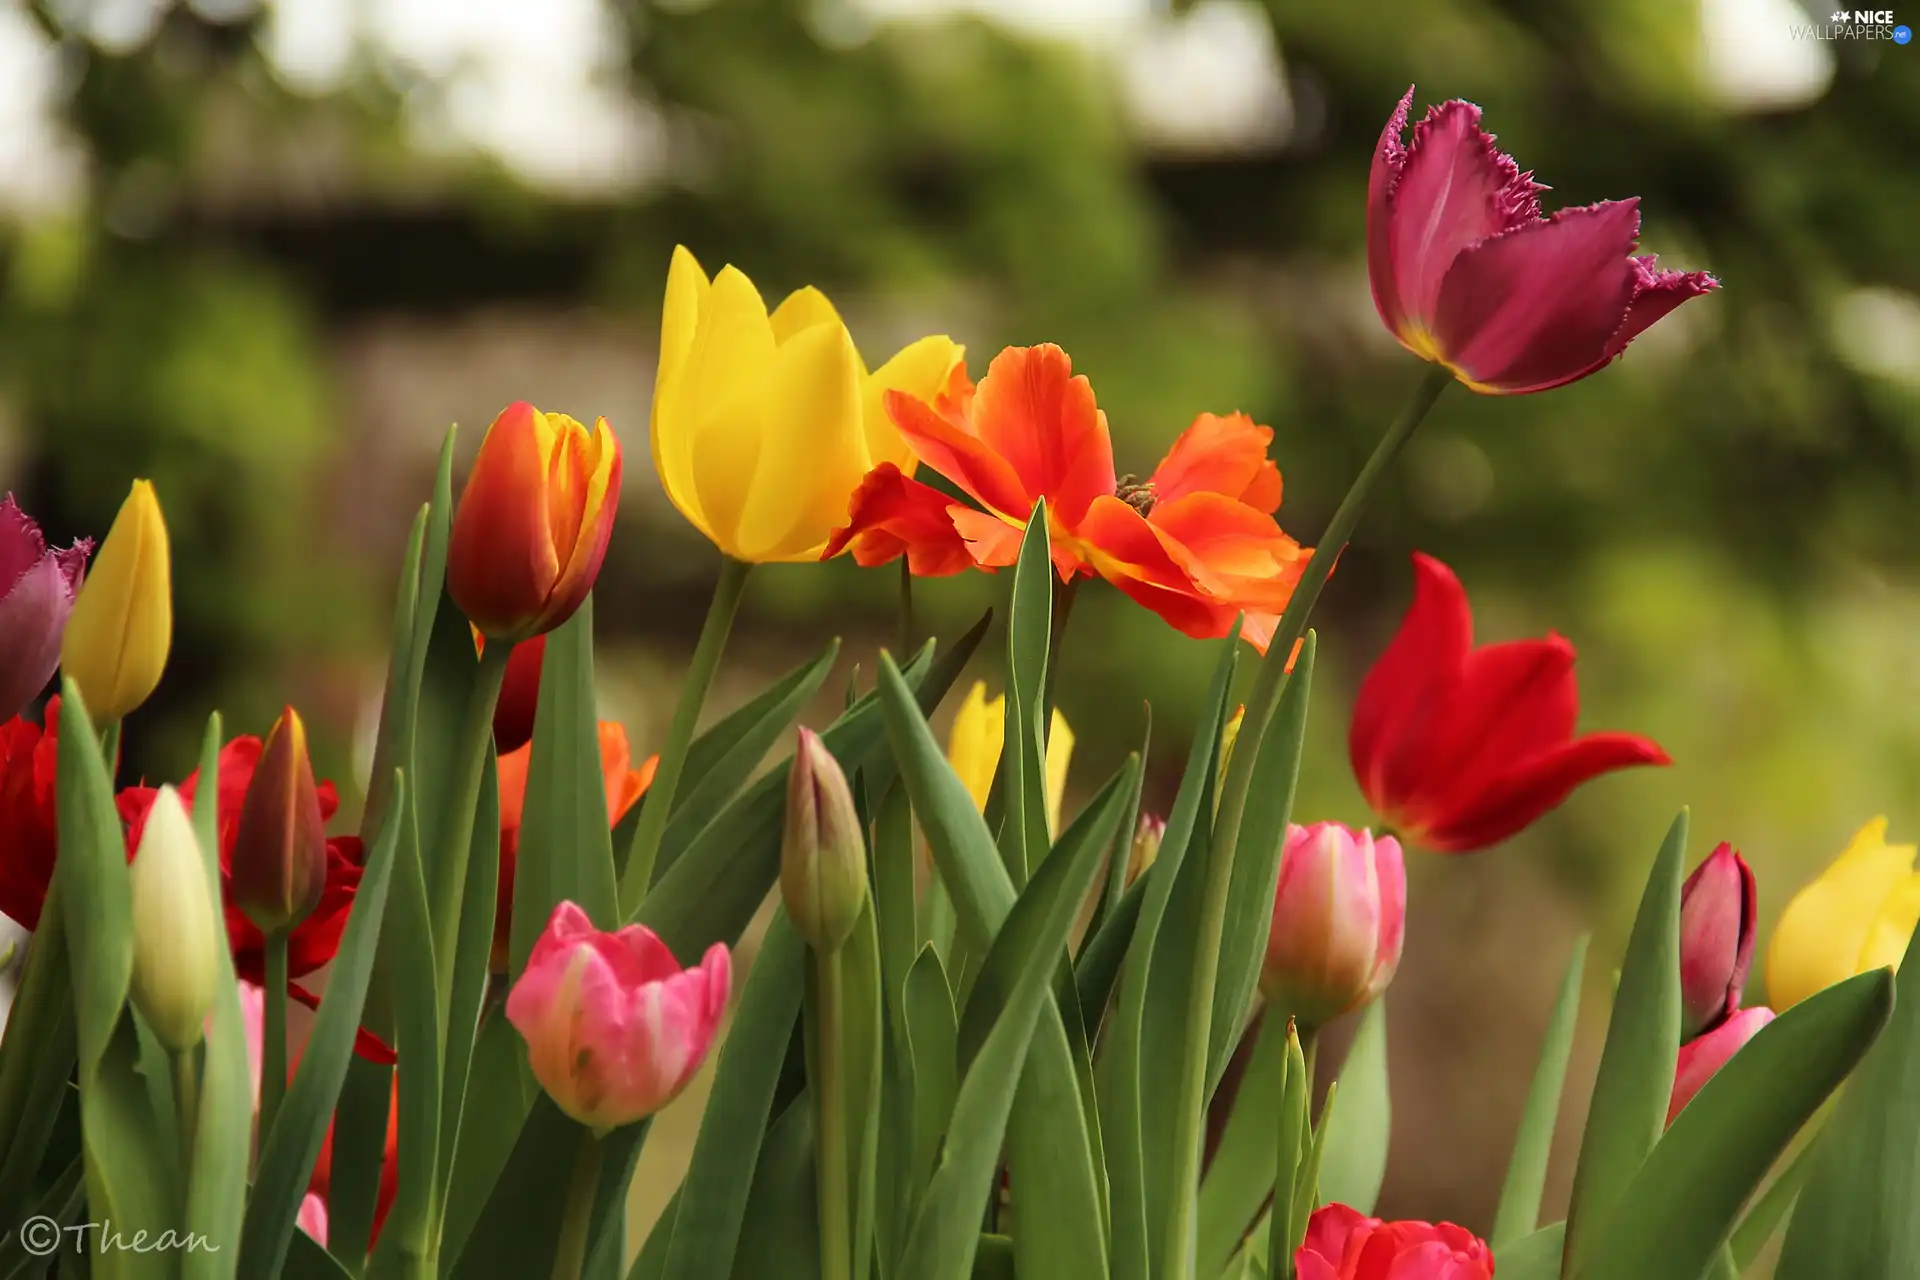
[128,785,219,1052]
[651,246,962,563]
[943,681,1073,834]
[1766,817,1920,1011]
[60,479,171,722]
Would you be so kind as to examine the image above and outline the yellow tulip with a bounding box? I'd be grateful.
[651,246,963,563]
[944,681,1073,835]
[61,479,171,722]
[1766,817,1920,1010]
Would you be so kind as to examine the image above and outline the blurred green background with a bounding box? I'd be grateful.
[3,0,1917,1241]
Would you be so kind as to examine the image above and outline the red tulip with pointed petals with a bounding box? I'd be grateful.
[1350,554,1670,851]
[1369,86,1716,394]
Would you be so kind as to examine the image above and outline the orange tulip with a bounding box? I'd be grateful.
[449,402,621,641]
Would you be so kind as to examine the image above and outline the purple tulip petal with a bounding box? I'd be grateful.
[1431,201,1643,394]
[0,554,75,721]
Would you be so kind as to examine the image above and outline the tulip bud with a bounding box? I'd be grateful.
[782,728,869,952]
[1127,813,1165,886]
[1669,1005,1774,1124]
[0,494,91,723]
[1678,843,1756,1040]
[1259,822,1406,1029]
[506,901,730,1129]
[492,634,547,755]
[128,785,219,1052]
[448,402,622,642]
[231,707,329,934]
[60,479,171,723]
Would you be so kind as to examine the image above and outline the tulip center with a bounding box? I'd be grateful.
[1115,474,1157,516]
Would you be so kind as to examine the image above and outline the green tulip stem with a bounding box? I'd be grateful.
[1163,366,1449,1280]
[172,1045,200,1176]
[428,640,512,1018]
[899,557,916,657]
[619,555,752,917]
[810,945,854,1280]
[550,1132,605,1280]
[260,929,290,1155]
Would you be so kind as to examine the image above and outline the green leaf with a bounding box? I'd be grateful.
[185,716,251,1280]
[904,947,958,1203]
[1073,874,1145,1040]
[54,683,134,1071]
[874,783,918,1027]
[1197,1012,1289,1277]
[728,1098,821,1280]
[970,1235,1015,1280]
[626,1187,679,1280]
[0,1152,83,1280]
[0,888,77,1219]
[1209,634,1315,1091]
[842,906,887,1280]
[1092,710,1149,939]
[1317,997,1391,1216]
[1729,1127,1819,1270]
[1267,1023,1309,1280]
[661,916,807,1280]
[1289,1078,1334,1246]
[1562,809,1687,1274]
[241,771,404,1280]
[1577,968,1892,1280]
[439,1008,531,1263]
[450,1096,588,1278]
[1491,937,1588,1247]
[438,740,499,1196]
[325,1054,395,1267]
[1706,1245,1739,1280]
[997,501,1053,888]
[74,1015,178,1280]
[283,1231,355,1280]
[893,745,1113,1280]
[1776,915,1920,1278]
[637,632,973,959]
[1495,1222,1565,1280]
[1098,631,1238,1280]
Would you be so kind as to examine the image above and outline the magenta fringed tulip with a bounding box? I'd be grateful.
[1259,822,1406,1029]
[1669,1005,1774,1124]
[0,494,90,722]
[1369,87,1717,395]
[1679,842,1756,1041]
[506,901,730,1130]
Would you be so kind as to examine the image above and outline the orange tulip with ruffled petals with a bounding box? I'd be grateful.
[449,402,621,641]
[826,344,1310,652]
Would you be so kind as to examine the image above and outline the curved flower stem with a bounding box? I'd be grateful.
[260,930,290,1155]
[1161,366,1449,1280]
[429,642,512,1015]
[810,946,853,1280]
[619,556,752,917]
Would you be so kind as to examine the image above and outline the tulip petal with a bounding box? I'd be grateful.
[1402,635,1578,816]
[1767,818,1919,1010]
[1349,553,1473,820]
[1430,201,1642,394]
[1367,86,1418,337]
[946,505,1027,571]
[447,403,564,635]
[1421,731,1671,852]
[652,247,716,538]
[1605,255,1720,358]
[1076,495,1239,641]
[823,464,976,576]
[1669,1006,1774,1124]
[967,344,1116,526]
[885,388,1032,520]
[536,415,621,635]
[0,554,76,722]
[1145,493,1307,609]
[1146,412,1283,512]
[769,285,843,344]
[1383,99,1545,334]
[947,683,1006,812]
[696,319,866,561]
[864,335,965,474]
[675,265,782,552]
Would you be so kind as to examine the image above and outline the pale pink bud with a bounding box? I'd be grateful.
[1669,1005,1774,1124]
[1259,822,1406,1029]
[505,901,731,1130]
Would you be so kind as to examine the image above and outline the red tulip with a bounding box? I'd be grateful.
[1297,1203,1493,1280]
[1670,1005,1775,1124]
[1369,87,1716,394]
[448,402,621,642]
[119,733,363,982]
[0,703,60,931]
[825,346,1311,653]
[1350,553,1670,852]
[491,633,547,755]
[0,494,91,723]
[230,707,330,934]
[1678,843,1756,1040]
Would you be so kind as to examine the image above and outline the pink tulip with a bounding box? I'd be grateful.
[0,494,91,722]
[1678,843,1756,1040]
[506,901,731,1130]
[1670,1005,1775,1124]
[297,1193,329,1247]
[1368,87,1716,395]
[1259,823,1406,1028]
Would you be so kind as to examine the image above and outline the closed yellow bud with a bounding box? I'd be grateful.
[944,681,1073,835]
[60,480,171,722]
[128,785,219,1052]
[1766,817,1920,1011]
[651,246,962,563]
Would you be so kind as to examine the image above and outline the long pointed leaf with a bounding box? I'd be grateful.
[1317,997,1391,1216]
[998,502,1052,888]
[1491,937,1587,1247]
